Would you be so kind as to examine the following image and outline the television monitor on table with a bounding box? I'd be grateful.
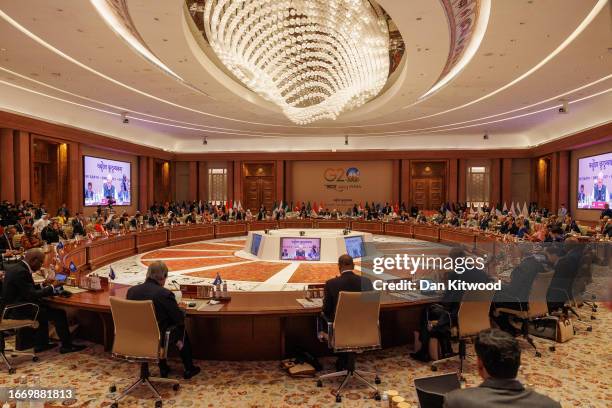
[344,236,365,258]
[250,234,262,255]
[280,237,321,261]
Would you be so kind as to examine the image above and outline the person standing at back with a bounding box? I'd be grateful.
[444,328,561,408]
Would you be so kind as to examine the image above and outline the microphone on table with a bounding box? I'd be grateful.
[171,280,181,290]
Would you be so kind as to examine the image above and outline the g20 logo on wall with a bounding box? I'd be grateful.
[324,167,361,192]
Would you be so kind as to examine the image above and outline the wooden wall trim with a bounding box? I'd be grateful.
[0,128,15,202]
[0,111,173,160]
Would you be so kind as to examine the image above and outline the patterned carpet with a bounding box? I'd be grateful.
[1,306,610,407]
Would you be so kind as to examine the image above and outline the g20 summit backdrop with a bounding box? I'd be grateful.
[291,161,393,210]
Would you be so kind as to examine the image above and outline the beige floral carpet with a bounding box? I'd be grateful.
[1,305,610,407]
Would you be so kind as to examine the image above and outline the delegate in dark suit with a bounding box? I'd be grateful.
[1,257,81,353]
[126,267,199,379]
[444,378,561,408]
[71,218,85,236]
[444,328,560,408]
[322,270,374,321]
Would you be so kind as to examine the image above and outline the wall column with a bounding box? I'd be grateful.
[400,159,410,205]
[391,159,400,205]
[458,159,467,202]
[0,128,15,202]
[138,156,149,211]
[226,161,234,203]
[284,161,293,206]
[67,142,81,214]
[501,158,513,205]
[550,153,560,212]
[490,159,501,208]
[275,160,284,203]
[13,130,30,203]
[558,151,569,210]
[198,161,207,202]
[188,161,198,202]
[448,159,458,203]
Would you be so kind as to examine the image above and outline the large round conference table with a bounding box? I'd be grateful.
[48,219,504,360]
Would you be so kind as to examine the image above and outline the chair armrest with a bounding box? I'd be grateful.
[2,302,40,322]
[161,325,178,359]
[316,313,333,348]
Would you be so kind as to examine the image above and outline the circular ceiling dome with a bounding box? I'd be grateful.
[188,0,404,125]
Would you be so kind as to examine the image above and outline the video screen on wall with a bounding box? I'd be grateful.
[250,234,262,256]
[344,236,365,258]
[280,237,321,261]
[83,156,131,206]
[577,152,612,209]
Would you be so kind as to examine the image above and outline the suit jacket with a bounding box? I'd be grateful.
[72,219,85,236]
[440,267,490,316]
[548,253,579,303]
[502,256,545,302]
[1,261,54,307]
[322,271,374,321]
[0,233,13,254]
[126,278,184,334]
[444,378,561,408]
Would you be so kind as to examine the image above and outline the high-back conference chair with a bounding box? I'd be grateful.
[431,289,496,378]
[0,302,40,374]
[316,291,381,403]
[108,297,180,408]
[494,272,555,356]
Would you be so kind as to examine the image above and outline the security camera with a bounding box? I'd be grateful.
[121,112,129,124]
[483,132,489,140]
[203,137,208,145]
[558,100,569,114]
[344,135,349,145]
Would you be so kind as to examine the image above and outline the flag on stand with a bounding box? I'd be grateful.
[109,265,116,280]
[213,272,223,285]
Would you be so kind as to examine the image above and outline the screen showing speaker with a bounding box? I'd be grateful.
[577,152,612,209]
[250,234,262,255]
[344,236,365,258]
[83,155,131,206]
[280,237,321,261]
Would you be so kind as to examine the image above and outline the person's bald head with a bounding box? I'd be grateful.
[338,254,354,273]
[24,248,45,272]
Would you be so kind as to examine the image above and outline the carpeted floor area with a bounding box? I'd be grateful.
[1,305,610,407]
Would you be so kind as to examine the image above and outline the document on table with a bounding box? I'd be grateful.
[196,302,225,312]
[297,298,323,308]
[62,286,89,294]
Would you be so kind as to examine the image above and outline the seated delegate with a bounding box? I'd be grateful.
[126,261,200,379]
[444,328,561,407]
[1,248,86,354]
[411,247,490,362]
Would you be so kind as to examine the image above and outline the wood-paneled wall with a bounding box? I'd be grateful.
[1,112,611,220]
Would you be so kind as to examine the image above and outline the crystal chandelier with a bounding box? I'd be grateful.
[202,0,390,125]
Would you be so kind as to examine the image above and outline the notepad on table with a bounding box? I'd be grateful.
[297,298,323,308]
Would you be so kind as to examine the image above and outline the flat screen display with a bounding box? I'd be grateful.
[84,156,131,206]
[280,237,321,261]
[250,234,262,255]
[344,236,365,258]
[578,152,612,209]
